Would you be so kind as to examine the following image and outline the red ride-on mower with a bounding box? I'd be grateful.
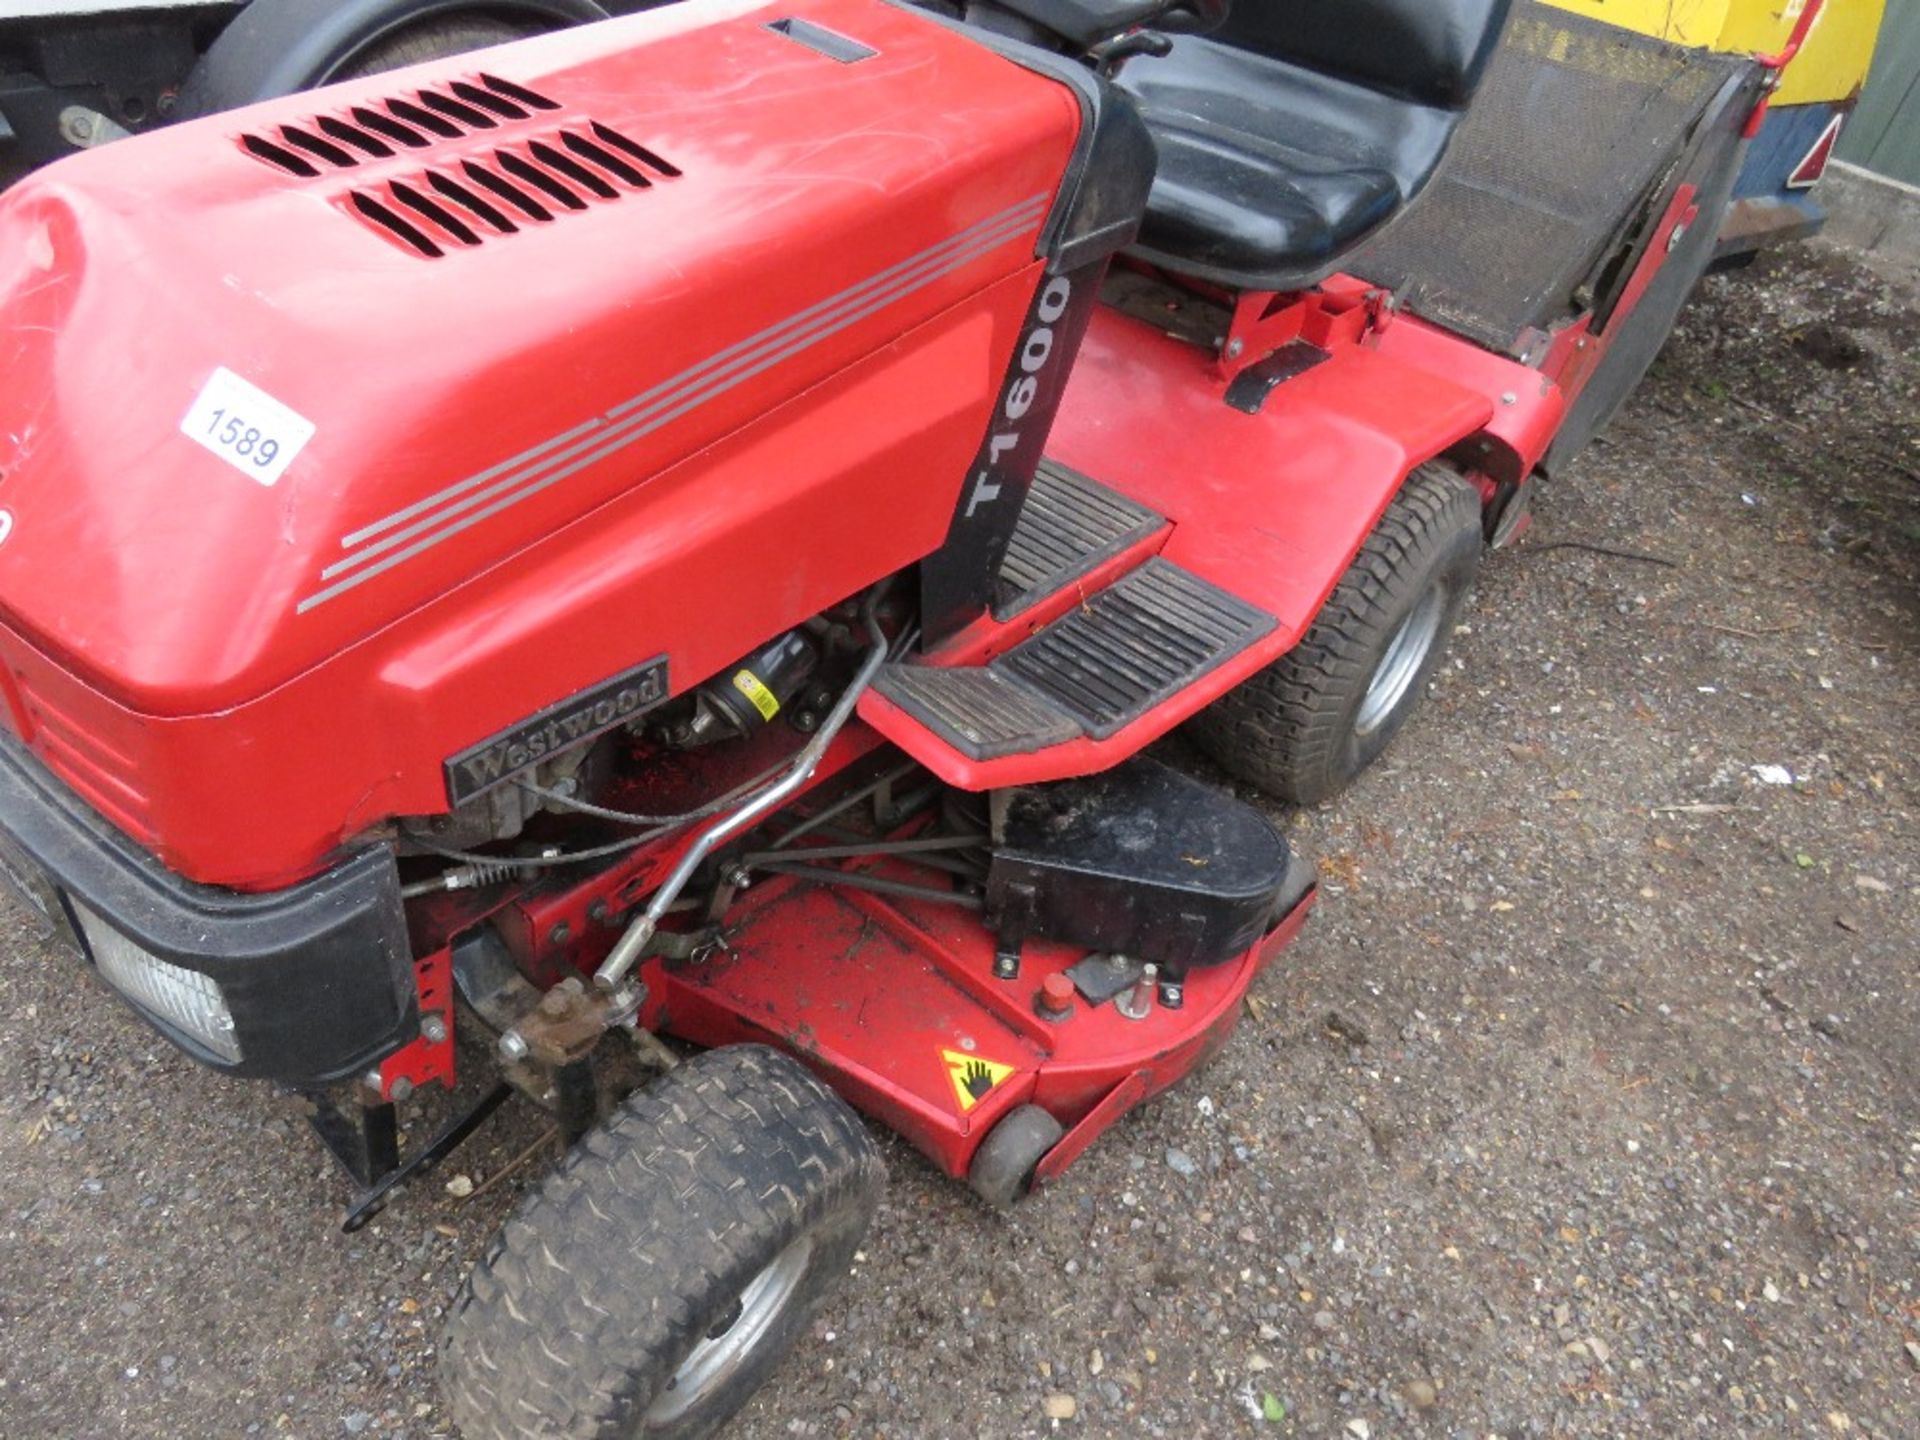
[0,0,1782,1433]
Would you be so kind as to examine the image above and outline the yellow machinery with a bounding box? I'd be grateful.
[1542,0,1889,252]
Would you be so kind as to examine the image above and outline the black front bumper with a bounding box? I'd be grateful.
[0,731,417,1086]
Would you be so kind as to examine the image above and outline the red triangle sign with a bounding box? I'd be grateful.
[1787,113,1844,190]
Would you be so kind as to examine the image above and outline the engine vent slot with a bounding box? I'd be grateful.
[350,191,445,258]
[236,73,564,175]
[279,124,359,169]
[766,17,878,64]
[317,114,394,159]
[346,124,680,256]
[240,132,319,177]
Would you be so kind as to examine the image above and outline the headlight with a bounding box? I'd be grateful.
[73,901,242,1063]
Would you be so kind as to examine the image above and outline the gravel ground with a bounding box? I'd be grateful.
[2,242,1915,1440]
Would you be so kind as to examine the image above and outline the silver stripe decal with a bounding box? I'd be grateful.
[338,193,1048,553]
[338,419,602,550]
[320,201,1046,582]
[298,198,1048,613]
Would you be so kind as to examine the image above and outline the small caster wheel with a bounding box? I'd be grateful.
[967,1104,1064,1209]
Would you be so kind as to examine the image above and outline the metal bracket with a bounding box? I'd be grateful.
[340,1083,513,1233]
[300,1083,399,1191]
[1223,340,1332,415]
[58,106,130,149]
[298,1077,516,1232]
[376,946,456,1101]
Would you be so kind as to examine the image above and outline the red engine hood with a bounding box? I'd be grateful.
[0,0,1076,719]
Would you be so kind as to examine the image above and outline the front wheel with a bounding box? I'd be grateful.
[443,1045,885,1440]
[1187,462,1484,805]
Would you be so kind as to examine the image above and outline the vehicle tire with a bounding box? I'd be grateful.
[967,1104,1064,1209]
[1187,462,1483,805]
[442,1045,885,1440]
[175,0,610,119]
[329,15,541,81]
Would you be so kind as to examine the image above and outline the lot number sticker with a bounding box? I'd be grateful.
[179,367,315,487]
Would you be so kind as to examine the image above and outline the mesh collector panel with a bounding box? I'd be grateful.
[1348,2,1749,353]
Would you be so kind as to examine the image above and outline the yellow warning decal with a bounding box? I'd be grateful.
[941,1048,1016,1113]
[731,669,781,721]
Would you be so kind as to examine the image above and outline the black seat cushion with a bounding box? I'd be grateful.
[1118,0,1511,290]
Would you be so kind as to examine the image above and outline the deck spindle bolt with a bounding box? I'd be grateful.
[1117,963,1158,1021]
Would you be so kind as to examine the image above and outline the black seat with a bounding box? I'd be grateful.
[1118,0,1512,290]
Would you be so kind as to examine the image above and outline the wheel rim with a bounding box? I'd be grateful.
[642,1235,814,1427]
[1355,582,1447,738]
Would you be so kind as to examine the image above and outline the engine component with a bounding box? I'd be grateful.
[665,631,821,748]
[595,594,889,991]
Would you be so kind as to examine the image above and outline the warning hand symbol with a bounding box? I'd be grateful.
[960,1059,996,1100]
[940,1047,1016,1113]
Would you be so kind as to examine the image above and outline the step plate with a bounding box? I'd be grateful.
[993,459,1164,621]
[997,558,1275,740]
[870,666,1080,762]
[875,559,1276,759]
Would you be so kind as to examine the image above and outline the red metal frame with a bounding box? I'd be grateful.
[635,845,1316,1181]
[859,298,1502,789]
[476,724,890,986]
[1745,0,1829,138]
[1215,278,1388,383]
[377,945,455,1100]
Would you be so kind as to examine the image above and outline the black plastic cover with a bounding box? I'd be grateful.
[0,730,416,1085]
[987,757,1292,972]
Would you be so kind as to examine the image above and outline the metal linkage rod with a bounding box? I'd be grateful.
[593,590,891,991]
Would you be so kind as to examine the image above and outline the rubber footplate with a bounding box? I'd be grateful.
[993,460,1163,621]
[867,667,1079,762]
[873,558,1275,759]
[996,558,1274,740]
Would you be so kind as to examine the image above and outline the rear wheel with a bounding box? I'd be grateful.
[175,0,609,118]
[443,1045,885,1440]
[1187,462,1483,805]
[331,16,539,80]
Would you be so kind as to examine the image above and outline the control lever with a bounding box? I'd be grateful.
[1088,28,1172,74]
